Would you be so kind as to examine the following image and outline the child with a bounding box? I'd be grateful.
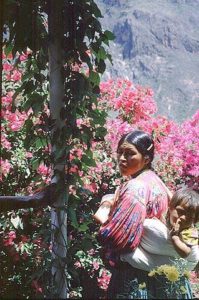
[120,187,199,271]
[94,187,199,271]
[166,187,198,257]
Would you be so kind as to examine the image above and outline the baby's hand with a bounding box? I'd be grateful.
[174,218,181,231]
[170,218,181,235]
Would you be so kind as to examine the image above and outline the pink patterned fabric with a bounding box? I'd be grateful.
[99,170,170,251]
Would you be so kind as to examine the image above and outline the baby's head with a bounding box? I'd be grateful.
[168,187,199,230]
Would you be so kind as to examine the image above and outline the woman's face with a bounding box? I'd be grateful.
[117,141,148,176]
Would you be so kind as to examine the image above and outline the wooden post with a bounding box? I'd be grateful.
[48,1,68,298]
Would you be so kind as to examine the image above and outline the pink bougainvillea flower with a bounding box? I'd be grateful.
[11,69,22,81]
[1,134,11,150]
[3,231,16,246]
[25,152,33,158]
[19,53,28,61]
[97,269,111,290]
[74,261,82,269]
[0,159,12,180]
[3,62,13,72]
[92,260,100,270]
[37,164,49,176]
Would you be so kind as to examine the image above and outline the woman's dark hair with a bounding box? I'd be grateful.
[170,187,199,223]
[117,130,155,163]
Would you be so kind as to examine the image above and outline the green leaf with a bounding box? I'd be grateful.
[81,154,96,167]
[97,59,106,74]
[22,71,35,82]
[35,137,48,149]
[89,71,100,86]
[4,43,13,56]
[95,126,107,138]
[81,238,95,250]
[78,223,89,232]
[97,47,107,60]
[104,30,115,41]
[68,207,79,228]
[31,158,41,170]
[107,53,113,64]
[91,2,103,18]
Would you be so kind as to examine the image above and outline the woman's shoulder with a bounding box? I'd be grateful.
[123,169,171,198]
[133,170,158,188]
[124,173,151,194]
[128,172,149,186]
[140,170,172,196]
[123,170,156,190]
[139,169,158,179]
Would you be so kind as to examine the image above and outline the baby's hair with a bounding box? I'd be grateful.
[170,187,199,223]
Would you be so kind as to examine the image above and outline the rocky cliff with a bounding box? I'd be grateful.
[96,0,199,123]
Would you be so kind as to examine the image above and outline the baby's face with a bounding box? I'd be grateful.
[169,204,195,230]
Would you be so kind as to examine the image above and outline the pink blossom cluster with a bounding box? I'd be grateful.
[2,51,27,81]
[2,55,27,136]
[2,107,27,131]
[82,149,117,194]
[97,268,111,290]
[37,163,52,183]
[1,50,51,185]
[156,110,199,189]
[2,88,28,132]
[190,271,199,284]
[76,117,91,128]
[0,159,11,180]
[2,231,30,262]
[3,230,16,246]
[100,79,157,123]
[105,118,135,152]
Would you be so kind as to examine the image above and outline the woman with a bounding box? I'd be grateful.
[97,130,193,299]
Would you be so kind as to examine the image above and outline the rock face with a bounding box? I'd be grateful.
[96,0,199,123]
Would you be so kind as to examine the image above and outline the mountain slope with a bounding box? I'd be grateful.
[97,0,199,122]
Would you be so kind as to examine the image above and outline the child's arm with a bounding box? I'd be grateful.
[170,234,191,257]
[170,219,191,258]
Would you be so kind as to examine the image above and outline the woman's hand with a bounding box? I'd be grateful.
[93,201,112,224]
[101,194,115,206]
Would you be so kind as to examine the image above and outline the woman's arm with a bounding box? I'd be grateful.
[93,187,120,224]
[93,196,113,224]
[99,180,147,251]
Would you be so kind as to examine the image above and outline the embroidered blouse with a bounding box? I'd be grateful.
[99,170,170,253]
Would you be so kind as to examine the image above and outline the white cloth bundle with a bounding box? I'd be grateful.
[120,218,199,271]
